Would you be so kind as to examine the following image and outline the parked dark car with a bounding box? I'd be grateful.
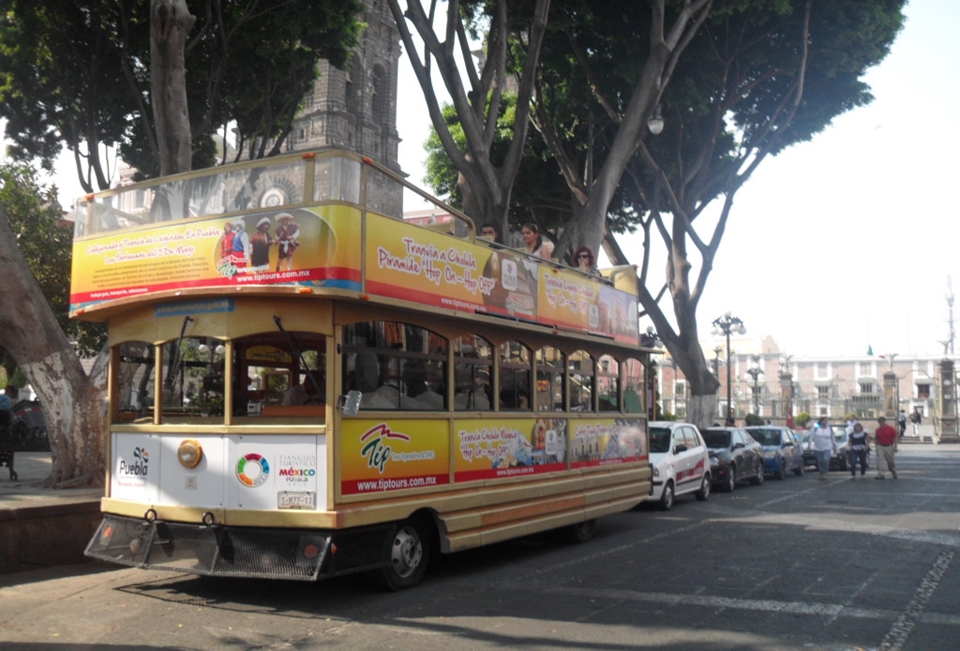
[701,427,765,492]
[745,425,804,479]
[800,426,851,471]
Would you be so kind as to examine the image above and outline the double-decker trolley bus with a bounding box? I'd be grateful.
[78,149,653,589]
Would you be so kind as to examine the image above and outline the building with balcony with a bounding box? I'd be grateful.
[657,335,942,424]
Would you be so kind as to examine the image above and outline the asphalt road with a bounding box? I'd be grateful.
[1,444,958,651]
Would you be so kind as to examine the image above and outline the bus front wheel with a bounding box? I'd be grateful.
[377,517,431,591]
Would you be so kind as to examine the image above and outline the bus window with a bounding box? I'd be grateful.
[536,346,565,412]
[623,358,645,414]
[453,335,493,411]
[233,332,325,418]
[498,341,531,411]
[569,351,595,412]
[343,322,447,411]
[597,355,620,412]
[116,341,156,422]
[159,336,226,421]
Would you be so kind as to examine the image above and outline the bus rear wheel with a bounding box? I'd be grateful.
[564,519,597,543]
[376,517,431,591]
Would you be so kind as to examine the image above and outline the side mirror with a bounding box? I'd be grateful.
[673,444,688,454]
[338,390,362,417]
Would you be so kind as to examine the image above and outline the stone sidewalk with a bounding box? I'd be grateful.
[0,451,103,574]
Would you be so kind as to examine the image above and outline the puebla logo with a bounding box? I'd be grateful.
[119,447,149,477]
[236,453,270,487]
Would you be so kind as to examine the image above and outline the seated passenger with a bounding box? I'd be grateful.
[283,380,322,405]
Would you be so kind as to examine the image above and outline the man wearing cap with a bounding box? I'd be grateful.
[874,416,898,480]
[274,212,300,272]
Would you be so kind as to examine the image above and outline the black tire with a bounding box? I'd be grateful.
[565,519,597,543]
[375,517,431,591]
[839,455,848,472]
[694,474,711,501]
[750,463,764,486]
[776,458,786,481]
[658,481,675,511]
[723,468,736,492]
[794,460,804,476]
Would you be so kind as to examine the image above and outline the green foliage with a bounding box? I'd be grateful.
[0,163,106,358]
[0,0,365,188]
[745,413,765,426]
[795,412,812,428]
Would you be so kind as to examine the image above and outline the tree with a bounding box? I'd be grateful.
[625,0,905,426]
[422,0,904,427]
[0,0,364,189]
[0,167,107,487]
[0,1,365,485]
[386,0,551,238]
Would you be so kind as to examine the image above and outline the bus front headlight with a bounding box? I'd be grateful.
[178,439,203,468]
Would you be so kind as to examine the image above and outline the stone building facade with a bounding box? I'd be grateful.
[284,0,404,217]
[657,335,943,425]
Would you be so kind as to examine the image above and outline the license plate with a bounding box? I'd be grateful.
[278,491,316,510]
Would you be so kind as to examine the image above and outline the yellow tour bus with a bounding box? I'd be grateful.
[77,149,654,589]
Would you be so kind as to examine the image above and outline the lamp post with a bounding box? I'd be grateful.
[746,359,763,415]
[712,312,746,421]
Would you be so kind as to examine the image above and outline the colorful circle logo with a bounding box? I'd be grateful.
[236,453,270,487]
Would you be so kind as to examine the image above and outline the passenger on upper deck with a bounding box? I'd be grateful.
[520,223,554,260]
[572,246,602,277]
[479,222,503,245]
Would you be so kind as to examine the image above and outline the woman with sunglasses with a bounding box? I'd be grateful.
[572,245,601,276]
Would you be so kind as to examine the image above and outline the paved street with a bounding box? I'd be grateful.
[1,444,958,651]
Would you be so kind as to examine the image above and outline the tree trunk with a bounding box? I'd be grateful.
[0,203,105,488]
[151,0,196,176]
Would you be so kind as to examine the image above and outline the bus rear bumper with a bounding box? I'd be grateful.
[84,514,355,581]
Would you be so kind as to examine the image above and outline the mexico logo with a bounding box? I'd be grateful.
[236,453,270,487]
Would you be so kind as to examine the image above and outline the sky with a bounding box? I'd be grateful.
[10,0,958,361]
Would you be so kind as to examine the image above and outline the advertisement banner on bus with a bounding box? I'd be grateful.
[363,215,638,344]
[569,419,647,468]
[70,205,362,313]
[454,417,567,481]
[339,419,450,495]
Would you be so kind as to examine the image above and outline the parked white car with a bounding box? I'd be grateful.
[644,421,711,510]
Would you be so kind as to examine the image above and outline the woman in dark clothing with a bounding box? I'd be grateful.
[848,422,869,478]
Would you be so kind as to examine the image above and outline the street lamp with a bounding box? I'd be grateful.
[746,357,763,415]
[712,312,746,422]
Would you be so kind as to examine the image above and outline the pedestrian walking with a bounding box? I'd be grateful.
[898,408,907,439]
[910,407,922,438]
[848,422,869,479]
[874,416,898,480]
[809,417,837,480]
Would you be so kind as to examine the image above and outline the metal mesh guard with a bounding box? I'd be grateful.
[85,515,331,581]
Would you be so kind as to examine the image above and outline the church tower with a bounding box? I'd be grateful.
[284,0,404,215]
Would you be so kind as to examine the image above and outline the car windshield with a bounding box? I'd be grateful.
[701,430,730,448]
[649,427,672,453]
[749,428,780,445]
